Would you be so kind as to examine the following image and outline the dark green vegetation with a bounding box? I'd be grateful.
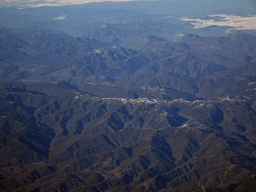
[0,27,256,192]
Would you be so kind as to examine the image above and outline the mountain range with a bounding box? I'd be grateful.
[0,24,256,192]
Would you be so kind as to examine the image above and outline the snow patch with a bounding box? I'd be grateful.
[146,98,158,104]
[93,50,102,54]
[248,82,256,85]
[173,98,190,103]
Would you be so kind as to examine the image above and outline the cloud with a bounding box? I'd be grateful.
[2,0,153,7]
[54,15,66,20]
[181,14,256,31]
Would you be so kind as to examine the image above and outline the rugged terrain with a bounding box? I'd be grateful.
[0,27,256,192]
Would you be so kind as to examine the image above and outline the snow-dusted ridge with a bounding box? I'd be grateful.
[102,97,160,105]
